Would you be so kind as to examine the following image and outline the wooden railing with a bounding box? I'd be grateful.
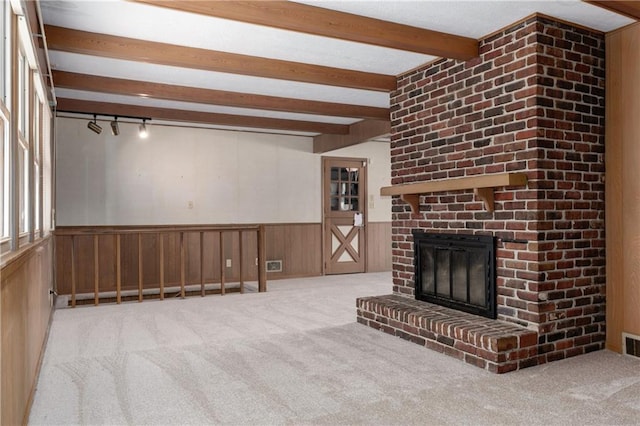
[54,225,267,307]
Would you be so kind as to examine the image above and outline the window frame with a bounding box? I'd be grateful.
[1,6,54,261]
[0,0,8,104]
[0,105,9,247]
[0,1,10,251]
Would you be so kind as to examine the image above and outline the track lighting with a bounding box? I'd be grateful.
[110,117,119,136]
[138,119,148,139]
[87,115,102,134]
[66,111,151,137]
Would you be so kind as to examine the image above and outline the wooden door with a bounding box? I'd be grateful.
[323,157,367,274]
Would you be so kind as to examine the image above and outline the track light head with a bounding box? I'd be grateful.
[138,119,148,139]
[87,115,102,134]
[110,117,119,136]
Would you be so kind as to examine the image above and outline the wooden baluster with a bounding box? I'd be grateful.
[71,235,76,307]
[200,231,205,297]
[258,224,267,292]
[94,235,99,306]
[219,231,225,295]
[239,230,244,294]
[159,232,164,301]
[138,233,143,302]
[180,231,185,298]
[116,234,122,304]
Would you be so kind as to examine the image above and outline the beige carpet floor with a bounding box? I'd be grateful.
[29,272,640,425]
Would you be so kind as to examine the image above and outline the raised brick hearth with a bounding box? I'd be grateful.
[357,295,537,373]
[358,15,606,372]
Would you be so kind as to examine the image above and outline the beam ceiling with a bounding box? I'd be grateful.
[313,119,390,153]
[52,71,389,120]
[43,0,632,147]
[586,1,640,20]
[56,98,350,135]
[44,25,396,92]
[132,0,479,60]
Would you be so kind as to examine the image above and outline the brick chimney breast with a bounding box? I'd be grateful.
[389,16,605,366]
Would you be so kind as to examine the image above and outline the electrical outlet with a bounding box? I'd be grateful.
[226,259,232,268]
[188,201,194,209]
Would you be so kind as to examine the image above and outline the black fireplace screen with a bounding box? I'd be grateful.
[413,231,496,319]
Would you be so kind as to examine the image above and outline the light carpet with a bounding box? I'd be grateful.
[29,272,640,425]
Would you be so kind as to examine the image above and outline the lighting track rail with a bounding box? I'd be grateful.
[57,110,152,138]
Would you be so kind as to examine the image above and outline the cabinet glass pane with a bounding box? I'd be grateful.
[340,168,349,180]
[339,197,350,211]
[331,167,339,181]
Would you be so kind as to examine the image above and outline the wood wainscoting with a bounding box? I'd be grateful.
[264,223,323,280]
[606,23,640,353]
[367,222,392,272]
[1,236,54,425]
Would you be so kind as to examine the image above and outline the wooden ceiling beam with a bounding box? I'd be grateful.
[56,98,350,135]
[585,1,640,20]
[134,0,478,60]
[52,71,389,120]
[45,25,396,92]
[313,119,389,153]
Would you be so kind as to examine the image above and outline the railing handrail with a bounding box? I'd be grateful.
[53,224,261,236]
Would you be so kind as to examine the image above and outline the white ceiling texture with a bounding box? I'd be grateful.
[40,0,635,145]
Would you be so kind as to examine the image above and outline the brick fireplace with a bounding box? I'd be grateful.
[357,15,606,373]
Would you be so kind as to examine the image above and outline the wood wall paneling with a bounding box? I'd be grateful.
[606,23,640,352]
[264,224,322,279]
[1,238,54,425]
[367,222,392,272]
[619,26,640,341]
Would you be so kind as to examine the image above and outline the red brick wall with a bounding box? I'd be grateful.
[390,16,605,364]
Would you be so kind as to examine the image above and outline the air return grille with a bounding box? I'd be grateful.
[623,333,640,358]
[266,260,283,272]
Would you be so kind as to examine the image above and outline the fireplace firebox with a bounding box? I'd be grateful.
[413,231,496,319]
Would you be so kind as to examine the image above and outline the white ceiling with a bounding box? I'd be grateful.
[40,0,634,137]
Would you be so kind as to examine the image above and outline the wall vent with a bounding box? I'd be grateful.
[266,260,282,273]
[623,332,640,358]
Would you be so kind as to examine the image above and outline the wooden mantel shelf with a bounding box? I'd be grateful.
[380,172,528,213]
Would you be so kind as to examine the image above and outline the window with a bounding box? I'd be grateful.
[1,112,8,240]
[41,106,51,233]
[18,50,27,138]
[0,3,8,242]
[0,0,8,104]
[33,96,41,233]
[16,58,30,236]
[18,137,28,234]
[1,3,53,256]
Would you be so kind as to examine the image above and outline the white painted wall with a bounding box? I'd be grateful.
[55,118,391,225]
